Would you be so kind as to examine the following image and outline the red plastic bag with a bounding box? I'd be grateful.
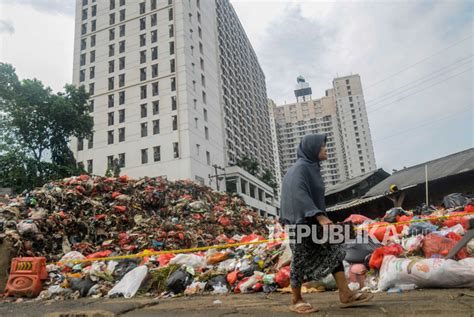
[227,270,239,286]
[367,222,399,242]
[218,216,231,227]
[443,212,470,230]
[369,244,403,269]
[240,234,265,243]
[114,205,127,213]
[234,277,250,293]
[275,265,291,288]
[158,253,175,267]
[86,250,113,259]
[344,214,372,225]
[422,233,468,259]
[465,204,474,213]
[112,191,122,199]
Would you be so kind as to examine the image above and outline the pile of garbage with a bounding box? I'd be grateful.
[341,194,474,293]
[1,175,271,261]
[1,180,474,300]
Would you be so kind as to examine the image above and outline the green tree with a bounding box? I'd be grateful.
[259,168,278,195]
[236,155,260,176]
[0,63,92,192]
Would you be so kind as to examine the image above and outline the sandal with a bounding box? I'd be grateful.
[289,302,319,314]
[340,292,374,308]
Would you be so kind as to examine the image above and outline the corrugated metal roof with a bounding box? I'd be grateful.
[325,168,387,196]
[326,194,385,212]
[364,148,474,198]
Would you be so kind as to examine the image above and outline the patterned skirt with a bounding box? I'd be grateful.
[289,223,346,288]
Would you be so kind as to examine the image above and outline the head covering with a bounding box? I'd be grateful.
[280,134,327,225]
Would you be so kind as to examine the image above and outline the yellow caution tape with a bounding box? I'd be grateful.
[47,211,474,265]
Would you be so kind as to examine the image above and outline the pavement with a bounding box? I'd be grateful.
[0,289,473,317]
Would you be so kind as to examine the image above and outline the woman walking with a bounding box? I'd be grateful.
[280,134,373,314]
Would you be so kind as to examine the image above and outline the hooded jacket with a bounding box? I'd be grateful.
[280,134,327,225]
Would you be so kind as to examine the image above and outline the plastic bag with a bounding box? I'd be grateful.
[422,233,468,260]
[383,208,409,223]
[108,265,148,298]
[238,272,263,293]
[166,270,193,294]
[207,252,229,265]
[408,220,438,236]
[369,244,403,269]
[275,266,291,288]
[367,222,399,243]
[240,234,265,243]
[158,254,175,267]
[60,251,86,267]
[343,237,380,263]
[227,270,239,286]
[443,193,468,208]
[348,264,367,288]
[443,212,470,230]
[344,214,372,225]
[169,254,206,268]
[276,240,292,269]
[467,239,474,255]
[401,235,424,254]
[378,255,474,290]
[433,224,465,237]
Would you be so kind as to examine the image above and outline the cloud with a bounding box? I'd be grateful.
[233,0,474,172]
[2,0,75,16]
[0,20,14,34]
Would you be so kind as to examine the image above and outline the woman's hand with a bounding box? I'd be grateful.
[316,215,333,226]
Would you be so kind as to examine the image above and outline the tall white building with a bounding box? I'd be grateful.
[273,75,376,186]
[71,0,277,216]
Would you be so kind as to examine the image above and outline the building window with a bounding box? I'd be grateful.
[120,0,125,6]
[206,151,210,165]
[109,13,115,25]
[107,155,114,169]
[198,26,202,39]
[83,0,88,6]
[153,146,161,162]
[170,77,176,91]
[139,2,146,14]
[203,108,207,121]
[140,67,147,81]
[140,17,146,30]
[108,130,114,144]
[90,35,96,47]
[171,96,177,110]
[151,47,158,60]
[119,74,125,87]
[90,50,95,63]
[152,64,158,77]
[109,44,115,57]
[169,41,174,55]
[140,34,146,46]
[202,91,206,104]
[204,126,209,140]
[119,57,125,70]
[91,20,96,32]
[109,60,115,73]
[199,42,203,54]
[87,134,93,149]
[172,115,177,130]
[141,122,148,137]
[87,159,93,174]
[170,59,175,73]
[119,40,125,53]
[140,85,147,99]
[194,117,198,128]
[89,83,94,94]
[119,24,125,37]
[173,142,179,158]
[152,100,159,114]
[119,109,125,123]
[108,94,114,107]
[79,70,85,82]
[151,30,158,43]
[81,24,87,35]
[141,103,147,118]
[153,119,160,134]
[200,57,204,70]
[118,127,125,142]
[118,153,125,167]
[152,82,159,96]
[108,112,114,126]
[141,148,148,164]
[89,99,95,112]
[80,53,86,66]
[77,138,84,151]
[201,74,205,87]
[119,91,125,104]
[140,50,146,64]
[196,144,200,155]
[119,8,125,21]
[168,8,173,21]
[110,0,115,10]
[109,29,115,41]
[108,77,114,90]
[151,13,157,26]
[81,39,86,51]
[168,24,174,38]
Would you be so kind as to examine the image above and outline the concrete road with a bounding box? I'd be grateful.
[0,289,473,317]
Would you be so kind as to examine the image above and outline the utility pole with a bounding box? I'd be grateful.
[208,164,226,191]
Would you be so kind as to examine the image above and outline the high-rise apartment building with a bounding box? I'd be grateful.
[273,75,376,186]
[71,0,277,215]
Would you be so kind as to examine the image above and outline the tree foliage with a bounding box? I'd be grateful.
[0,63,93,192]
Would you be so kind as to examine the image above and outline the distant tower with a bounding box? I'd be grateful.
[294,76,312,102]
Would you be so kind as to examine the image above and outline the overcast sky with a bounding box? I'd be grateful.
[0,0,472,174]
